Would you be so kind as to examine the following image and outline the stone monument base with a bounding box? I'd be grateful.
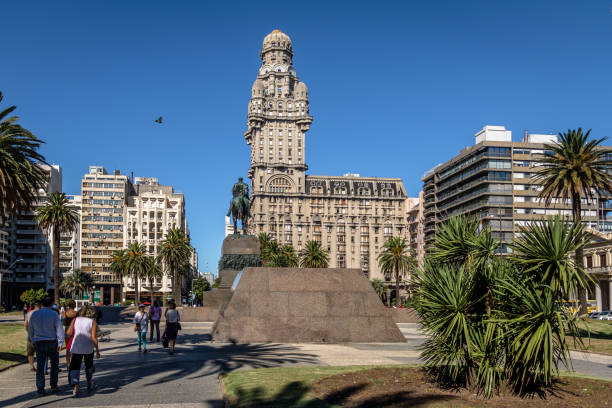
[201,234,261,312]
[212,267,405,343]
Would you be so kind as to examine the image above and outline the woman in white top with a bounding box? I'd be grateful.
[134,305,149,353]
[66,304,100,397]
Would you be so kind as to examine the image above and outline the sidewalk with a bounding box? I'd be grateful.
[0,322,609,407]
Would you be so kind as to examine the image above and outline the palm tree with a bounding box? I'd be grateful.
[35,192,79,305]
[299,240,329,268]
[431,215,499,314]
[429,215,498,270]
[280,245,299,267]
[510,216,591,301]
[60,269,94,300]
[378,237,411,307]
[141,259,163,303]
[370,278,386,304]
[0,92,47,222]
[534,128,612,312]
[109,249,127,301]
[123,242,152,305]
[157,228,192,303]
[257,232,273,264]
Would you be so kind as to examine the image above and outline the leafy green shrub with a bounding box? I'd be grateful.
[413,216,587,397]
[19,288,49,304]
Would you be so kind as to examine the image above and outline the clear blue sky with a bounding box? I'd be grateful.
[3,1,611,274]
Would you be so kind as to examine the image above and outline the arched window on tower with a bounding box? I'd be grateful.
[269,177,292,193]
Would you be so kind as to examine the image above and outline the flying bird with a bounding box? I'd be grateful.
[155,116,163,124]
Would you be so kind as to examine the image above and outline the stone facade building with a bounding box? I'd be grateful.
[583,230,612,312]
[244,30,407,283]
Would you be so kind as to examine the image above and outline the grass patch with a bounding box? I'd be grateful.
[222,365,410,408]
[222,366,612,408]
[0,324,27,371]
[0,310,24,317]
[569,319,612,355]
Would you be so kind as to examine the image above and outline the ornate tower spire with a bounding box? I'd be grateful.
[245,30,312,195]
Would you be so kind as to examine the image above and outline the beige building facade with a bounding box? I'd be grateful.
[244,30,407,285]
[406,191,425,267]
[124,177,187,302]
[80,166,130,304]
[583,230,612,312]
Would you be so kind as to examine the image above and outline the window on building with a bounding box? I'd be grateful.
[600,254,607,267]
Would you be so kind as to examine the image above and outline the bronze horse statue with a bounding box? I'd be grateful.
[227,177,250,234]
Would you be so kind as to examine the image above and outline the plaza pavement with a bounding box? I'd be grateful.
[0,322,609,408]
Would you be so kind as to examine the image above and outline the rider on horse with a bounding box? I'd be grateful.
[227,177,250,234]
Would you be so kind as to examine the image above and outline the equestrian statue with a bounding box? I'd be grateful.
[227,177,250,234]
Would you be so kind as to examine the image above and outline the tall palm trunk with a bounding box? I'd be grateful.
[395,259,400,307]
[572,193,588,314]
[134,271,140,305]
[52,226,60,305]
[173,269,180,304]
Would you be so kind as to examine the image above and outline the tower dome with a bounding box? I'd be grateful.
[261,29,293,55]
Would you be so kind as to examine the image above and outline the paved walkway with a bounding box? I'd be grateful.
[0,322,609,407]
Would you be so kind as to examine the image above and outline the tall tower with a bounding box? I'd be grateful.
[245,29,312,200]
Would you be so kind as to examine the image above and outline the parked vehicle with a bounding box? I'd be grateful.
[588,312,601,319]
[598,310,611,320]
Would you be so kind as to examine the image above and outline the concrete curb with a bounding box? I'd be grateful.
[570,350,612,365]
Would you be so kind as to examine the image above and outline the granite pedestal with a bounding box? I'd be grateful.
[212,267,406,343]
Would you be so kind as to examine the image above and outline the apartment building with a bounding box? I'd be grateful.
[244,30,407,288]
[0,226,10,306]
[406,191,425,266]
[59,195,82,276]
[80,166,131,305]
[422,126,611,252]
[4,164,62,305]
[124,177,187,302]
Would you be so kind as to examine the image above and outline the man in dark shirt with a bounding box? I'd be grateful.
[28,296,64,395]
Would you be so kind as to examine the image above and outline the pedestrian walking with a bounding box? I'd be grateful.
[164,300,181,355]
[66,304,100,397]
[149,301,162,342]
[134,304,149,353]
[27,296,64,395]
[24,302,41,371]
[63,300,78,369]
[23,304,28,320]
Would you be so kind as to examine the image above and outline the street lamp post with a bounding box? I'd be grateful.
[0,258,24,310]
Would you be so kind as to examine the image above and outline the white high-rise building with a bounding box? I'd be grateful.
[124,177,187,302]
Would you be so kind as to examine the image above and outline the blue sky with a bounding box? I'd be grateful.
[2,1,612,274]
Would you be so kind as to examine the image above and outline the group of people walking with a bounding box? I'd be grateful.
[133,300,181,355]
[25,297,99,397]
[25,298,181,397]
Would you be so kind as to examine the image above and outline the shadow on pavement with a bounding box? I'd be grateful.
[0,332,318,407]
